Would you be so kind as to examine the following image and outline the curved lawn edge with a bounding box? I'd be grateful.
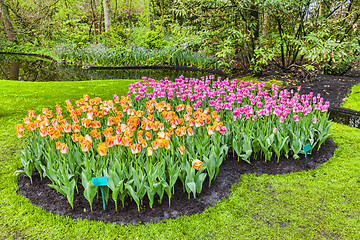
[1,80,360,239]
[342,82,360,111]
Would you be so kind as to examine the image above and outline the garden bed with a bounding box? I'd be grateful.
[17,138,335,225]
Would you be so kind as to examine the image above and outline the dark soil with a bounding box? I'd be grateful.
[17,138,336,225]
[261,69,360,109]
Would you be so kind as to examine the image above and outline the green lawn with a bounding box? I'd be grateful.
[342,82,360,110]
[1,80,360,239]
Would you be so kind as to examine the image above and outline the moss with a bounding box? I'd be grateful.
[1,80,360,239]
[236,75,284,88]
[342,83,360,111]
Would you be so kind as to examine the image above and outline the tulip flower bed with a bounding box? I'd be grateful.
[14,76,331,212]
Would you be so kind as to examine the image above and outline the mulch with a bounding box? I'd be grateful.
[17,138,336,225]
[17,70,360,225]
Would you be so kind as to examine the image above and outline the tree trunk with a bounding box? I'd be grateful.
[262,10,269,37]
[103,0,111,32]
[10,62,20,80]
[0,0,16,42]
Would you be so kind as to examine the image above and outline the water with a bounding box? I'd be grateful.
[329,110,360,128]
[0,53,224,82]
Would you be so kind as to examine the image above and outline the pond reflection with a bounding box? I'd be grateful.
[0,54,224,81]
[329,110,360,128]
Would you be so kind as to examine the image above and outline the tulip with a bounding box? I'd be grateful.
[151,140,159,150]
[130,143,141,154]
[15,124,24,132]
[97,142,108,156]
[72,124,81,133]
[28,110,36,118]
[56,141,62,150]
[16,131,24,138]
[114,135,122,145]
[106,136,115,147]
[147,147,153,156]
[39,128,48,137]
[192,159,203,170]
[145,132,151,140]
[312,117,317,124]
[60,143,68,154]
[81,140,92,152]
[178,146,185,155]
[206,126,215,135]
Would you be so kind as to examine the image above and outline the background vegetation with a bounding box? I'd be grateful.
[1,0,359,74]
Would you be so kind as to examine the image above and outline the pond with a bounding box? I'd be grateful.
[0,53,225,82]
[329,110,360,129]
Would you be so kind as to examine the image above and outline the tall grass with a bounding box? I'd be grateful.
[52,44,222,69]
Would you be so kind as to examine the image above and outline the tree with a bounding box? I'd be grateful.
[103,0,111,31]
[0,0,16,42]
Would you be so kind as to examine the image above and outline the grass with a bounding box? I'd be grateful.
[1,79,360,239]
[342,82,360,110]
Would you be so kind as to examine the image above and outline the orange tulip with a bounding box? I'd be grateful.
[28,110,36,118]
[97,142,108,156]
[157,131,165,139]
[175,104,185,112]
[23,117,32,124]
[136,110,145,117]
[147,147,153,156]
[44,110,53,118]
[188,119,195,127]
[61,124,71,133]
[187,127,194,136]
[192,159,203,170]
[90,129,100,139]
[130,143,141,154]
[141,139,148,148]
[71,134,79,142]
[106,136,115,147]
[103,127,113,137]
[114,135,122,145]
[206,126,215,135]
[186,105,192,115]
[16,131,24,138]
[81,140,92,152]
[122,136,132,147]
[72,124,81,133]
[15,124,24,132]
[91,121,101,129]
[205,115,212,124]
[56,141,62,150]
[25,122,37,131]
[194,118,203,128]
[145,131,151,141]
[70,114,79,123]
[39,128,48,137]
[178,146,185,155]
[151,140,159,150]
[81,118,92,128]
[60,143,68,154]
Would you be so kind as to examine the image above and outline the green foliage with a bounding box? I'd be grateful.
[140,30,168,49]
[67,30,90,49]
[301,24,360,75]
[98,25,128,47]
